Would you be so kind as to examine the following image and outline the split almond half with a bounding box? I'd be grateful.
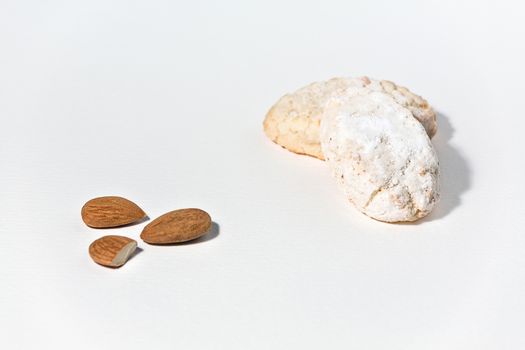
[89,235,137,267]
[141,208,212,244]
[81,196,146,228]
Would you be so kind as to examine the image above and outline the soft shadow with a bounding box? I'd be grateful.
[148,222,220,246]
[408,112,471,224]
[127,246,144,262]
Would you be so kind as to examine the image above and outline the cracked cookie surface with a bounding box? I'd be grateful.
[320,90,439,222]
[263,77,437,160]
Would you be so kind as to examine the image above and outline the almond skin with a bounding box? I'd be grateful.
[81,196,146,228]
[89,235,137,267]
[140,208,212,244]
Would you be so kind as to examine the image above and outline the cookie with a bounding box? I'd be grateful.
[263,77,437,160]
[320,90,440,222]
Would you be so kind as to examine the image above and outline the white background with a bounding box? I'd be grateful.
[1,0,524,349]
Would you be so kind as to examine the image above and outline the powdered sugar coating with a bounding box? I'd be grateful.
[320,91,439,222]
[263,77,437,160]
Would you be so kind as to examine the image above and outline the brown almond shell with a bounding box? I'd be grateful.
[141,208,211,244]
[81,196,146,228]
[88,235,137,267]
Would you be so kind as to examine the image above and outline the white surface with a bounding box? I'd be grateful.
[1,0,524,349]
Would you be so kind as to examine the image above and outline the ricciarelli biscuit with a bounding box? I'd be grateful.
[263,77,437,160]
[320,90,440,222]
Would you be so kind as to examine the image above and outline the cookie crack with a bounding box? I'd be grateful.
[363,157,412,210]
[364,187,383,209]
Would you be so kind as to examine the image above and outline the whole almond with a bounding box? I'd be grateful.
[81,196,146,228]
[89,235,137,267]
[140,208,212,244]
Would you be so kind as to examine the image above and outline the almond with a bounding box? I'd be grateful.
[81,196,146,228]
[89,235,137,267]
[140,208,212,244]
